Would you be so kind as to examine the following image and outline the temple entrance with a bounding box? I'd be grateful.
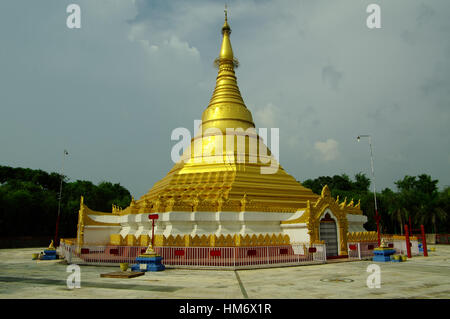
[319,213,338,257]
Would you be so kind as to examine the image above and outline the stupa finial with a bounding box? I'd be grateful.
[219,6,233,58]
[204,6,252,132]
[222,4,230,33]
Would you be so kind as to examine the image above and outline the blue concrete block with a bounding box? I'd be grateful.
[373,249,396,256]
[135,256,163,264]
[147,262,165,272]
[131,264,141,272]
[373,255,391,262]
[132,255,165,272]
[44,250,57,256]
[40,255,57,260]
[373,249,396,262]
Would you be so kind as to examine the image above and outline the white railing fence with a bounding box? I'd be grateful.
[347,239,420,260]
[347,242,378,260]
[59,242,327,269]
[392,239,419,256]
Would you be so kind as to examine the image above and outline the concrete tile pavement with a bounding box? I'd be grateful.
[0,245,449,299]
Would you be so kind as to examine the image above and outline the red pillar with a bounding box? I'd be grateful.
[404,224,412,258]
[148,214,159,247]
[151,219,155,247]
[421,225,428,257]
[409,216,412,236]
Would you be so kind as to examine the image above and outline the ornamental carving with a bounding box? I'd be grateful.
[165,197,176,212]
[306,185,351,256]
[240,193,249,212]
[191,196,200,212]
[142,233,290,247]
[153,196,163,212]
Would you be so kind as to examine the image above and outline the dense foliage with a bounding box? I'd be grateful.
[0,166,131,238]
[302,173,449,234]
[0,165,448,240]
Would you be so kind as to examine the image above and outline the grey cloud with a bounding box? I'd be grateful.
[0,0,449,197]
[367,103,401,122]
[321,65,343,90]
[417,3,435,26]
[400,30,416,45]
[420,62,450,110]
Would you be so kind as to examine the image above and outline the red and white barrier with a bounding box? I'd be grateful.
[392,239,419,256]
[347,242,378,260]
[59,242,326,269]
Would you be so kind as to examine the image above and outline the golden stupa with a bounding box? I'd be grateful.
[140,11,319,212]
[71,11,372,257]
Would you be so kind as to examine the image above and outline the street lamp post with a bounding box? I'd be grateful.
[357,135,381,246]
[54,149,69,247]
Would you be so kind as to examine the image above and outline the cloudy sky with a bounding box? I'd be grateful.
[1,0,449,198]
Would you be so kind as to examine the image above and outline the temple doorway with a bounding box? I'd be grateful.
[319,213,338,257]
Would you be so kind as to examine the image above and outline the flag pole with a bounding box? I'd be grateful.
[54,149,68,247]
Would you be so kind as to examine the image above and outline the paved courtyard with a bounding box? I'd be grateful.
[0,245,449,299]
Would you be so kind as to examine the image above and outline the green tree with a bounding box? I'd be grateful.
[381,188,408,234]
[0,165,132,239]
[354,172,371,192]
[394,174,447,233]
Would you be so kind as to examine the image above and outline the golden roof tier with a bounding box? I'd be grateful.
[203,10,253,132]
[121,13,321,214]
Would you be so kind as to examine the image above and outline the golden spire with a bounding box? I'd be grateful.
[217,5,235,68]
[202,8,254,132]
[224,4,228,27]
[139,10,320,214]
[219,12,233,61]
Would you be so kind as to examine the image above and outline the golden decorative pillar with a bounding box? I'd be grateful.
[110,234,122,246]
[338,219,349,256]
[209,234,217,247]
[125,234,136,246]
[233,234,242,247]
[192,196,200,212]
[216,195,224,212]
[139,234,150,247]
[240,193,248,212]
[184,234,191,247]
[129,197,137,214]
[154,234,165,246]
[77,196,85,246]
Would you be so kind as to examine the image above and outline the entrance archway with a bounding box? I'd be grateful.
[319,213,338,257]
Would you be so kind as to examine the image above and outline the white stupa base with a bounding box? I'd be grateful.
[81,210,369,246]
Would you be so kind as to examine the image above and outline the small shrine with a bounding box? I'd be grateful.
[372,239,396,262]
[131,245,165,272]
[39,240,58,260]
